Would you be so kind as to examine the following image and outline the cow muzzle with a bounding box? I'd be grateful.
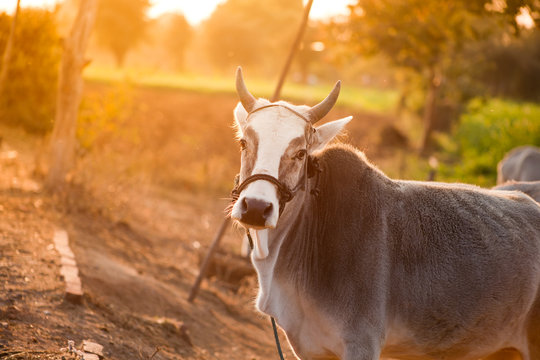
[231,175,288,229]
[238,197,274,227]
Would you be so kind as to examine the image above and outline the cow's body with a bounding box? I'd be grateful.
[230,68,540,360]
[249,144,540,360]
[497,146,540,184]
[494,181,540,202]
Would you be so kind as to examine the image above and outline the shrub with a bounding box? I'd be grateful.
[438,97,540,186]
[0,8,61,133]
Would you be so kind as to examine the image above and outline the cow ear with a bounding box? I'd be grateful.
[234,102,249,135]
[310,116,352,153]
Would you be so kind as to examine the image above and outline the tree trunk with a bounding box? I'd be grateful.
[420,67,441,155]
[114,49,125,68]
[45,0,98,192]
[0,0,21,98]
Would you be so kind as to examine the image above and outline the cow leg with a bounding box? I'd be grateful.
[527,311,540,359]
[342,345,379,360]
[525,296,540,360]
[482,349,523,360]
[342,336,381,360]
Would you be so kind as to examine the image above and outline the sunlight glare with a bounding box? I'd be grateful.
[148,0,353,24]
[516,7,535,29]
[0,0,353,25]
[148,0,226,24]
[0,0,59,13]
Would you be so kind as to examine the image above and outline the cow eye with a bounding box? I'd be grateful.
[295,149,306,160]
[239,139,247,150]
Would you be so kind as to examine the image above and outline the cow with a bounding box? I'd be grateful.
[497,146,540,184]
[494,181,540,202]
[229,67,540,360]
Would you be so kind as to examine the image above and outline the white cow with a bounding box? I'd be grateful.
[230,68,540,360]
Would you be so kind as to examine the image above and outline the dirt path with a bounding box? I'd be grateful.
[0,86,400,359]
[0,144,292,360]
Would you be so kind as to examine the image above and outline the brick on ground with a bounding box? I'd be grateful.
[82,340,104,356]
[53,229,83,303]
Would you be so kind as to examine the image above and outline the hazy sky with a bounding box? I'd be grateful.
[0,0,353,25]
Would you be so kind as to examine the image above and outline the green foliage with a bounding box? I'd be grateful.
[347,0,500,150]
[0,8,61,133]
[201,0,303,74]
[438,98,540,186]
[95,0,150,67]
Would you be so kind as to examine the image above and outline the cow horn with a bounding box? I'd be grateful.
[235,67,256,113]
[309,81,341,124]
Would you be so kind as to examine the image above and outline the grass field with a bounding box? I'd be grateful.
[82,66,536,192]
[84,64,399,114]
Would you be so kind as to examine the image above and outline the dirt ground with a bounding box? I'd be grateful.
[0,85,399,359]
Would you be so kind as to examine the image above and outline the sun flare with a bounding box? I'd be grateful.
[0,0,352,24]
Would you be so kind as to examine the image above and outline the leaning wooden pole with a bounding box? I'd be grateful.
[188,0,315,303]
[0,0,21,98]
[45,0,98,192]
[187,218,230,302]
[272,0,314,102]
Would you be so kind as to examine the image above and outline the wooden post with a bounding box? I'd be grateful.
[187,218,230,303]
[0,0,21,98]
[188,0,315,303]
[45,0,98,191]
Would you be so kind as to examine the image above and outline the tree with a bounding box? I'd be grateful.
[162,13,192,71]
[0,0,20,97]
[349,0,493,153]
[481,30,540,101]
[94,0,149,67]
[201,0,303,74]
[46,0,97,191]
[0,8,61,133]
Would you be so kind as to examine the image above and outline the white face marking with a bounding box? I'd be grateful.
[230,106,307,235]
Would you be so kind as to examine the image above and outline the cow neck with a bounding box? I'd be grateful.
[250,168,316,315]
[251,176,311,265]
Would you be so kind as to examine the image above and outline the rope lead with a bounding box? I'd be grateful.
[271,317,286,360]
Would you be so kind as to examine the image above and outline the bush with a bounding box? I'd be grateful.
[77,84,137,152]
[0,8,61,133]
[438,97,540,186]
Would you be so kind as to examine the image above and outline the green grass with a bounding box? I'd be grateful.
[84,64,399,113]
[434,97,540,187]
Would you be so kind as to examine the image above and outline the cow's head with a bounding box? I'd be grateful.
[230,67,351,231]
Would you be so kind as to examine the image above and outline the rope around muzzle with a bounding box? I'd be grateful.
[230,155,321,217]
[231,173,293,214]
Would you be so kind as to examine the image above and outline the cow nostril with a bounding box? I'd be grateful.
[240,198,248,213]
[240,198,274,226]
[263,203,273,219]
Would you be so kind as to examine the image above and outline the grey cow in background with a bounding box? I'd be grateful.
[494,181,540,202]
[497,146,540,184]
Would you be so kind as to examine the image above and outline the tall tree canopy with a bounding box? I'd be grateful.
[347,0,519,152]
[94,0,150,67]
[201,0,303,74]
